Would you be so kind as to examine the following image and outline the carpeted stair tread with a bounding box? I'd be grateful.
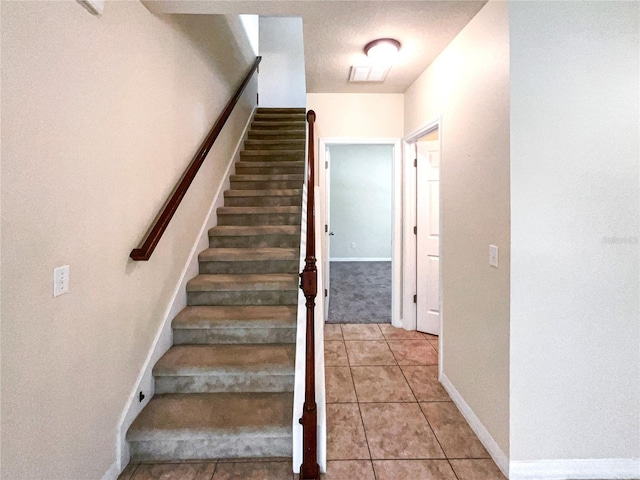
[171,306,297,345]
[173,305,297,329]
[187,273,298,292]
[257,107,306,114]
[244,140,306,149]
[230,174,304,181]
[223,189,302,207]
[235,161,304,171]
[251,121,305,130]
[127,392,292,440]
[239,153,305,162]
[240,150,305,156]
[208,225,300,248]
[199,247,298,262]
[217,206,301,215]
[248,130,305,139]
[236,160,304,167]
[236,159,304,169]
[154,344,295,376]
[253,113,306,121]
[224,188,301,197]
[209,225,299,237]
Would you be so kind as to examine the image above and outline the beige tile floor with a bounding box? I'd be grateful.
[119,323,506,480]
[323,323,506,480]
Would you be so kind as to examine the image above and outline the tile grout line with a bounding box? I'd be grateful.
[325,324,505,479]
[347,326,380,479]
[208,460,217,480]
[384,332,462,479]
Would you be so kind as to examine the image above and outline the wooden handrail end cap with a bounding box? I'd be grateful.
[130,248,150,261]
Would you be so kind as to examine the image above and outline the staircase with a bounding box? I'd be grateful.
[126,108,307,461]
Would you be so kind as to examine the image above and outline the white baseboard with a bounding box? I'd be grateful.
[329,257,392,262]
[113,108,255,477]
[509,458,640,480]
[439,372,510,478]
[101,460,119,480]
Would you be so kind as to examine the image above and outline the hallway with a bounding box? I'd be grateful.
[323,323,506,479]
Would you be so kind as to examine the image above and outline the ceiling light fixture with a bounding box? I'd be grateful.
[364,38,401,64]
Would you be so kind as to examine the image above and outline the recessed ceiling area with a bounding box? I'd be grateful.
[143,1,488,94]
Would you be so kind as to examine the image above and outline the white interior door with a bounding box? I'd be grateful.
[416,139,440,335]
[323,148,331,322]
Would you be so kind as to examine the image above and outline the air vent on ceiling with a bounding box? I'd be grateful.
[349,65,391,83]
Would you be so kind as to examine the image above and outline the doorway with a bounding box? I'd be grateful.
[318,138,402,326]
[415,130,440,335]
[402,121,442,337]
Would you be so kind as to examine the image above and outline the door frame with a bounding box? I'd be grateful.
[318,137,403,327]
[404,117,443,365]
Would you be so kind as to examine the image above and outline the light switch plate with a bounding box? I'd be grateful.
[489,245,498,267]
[53,265,70,297]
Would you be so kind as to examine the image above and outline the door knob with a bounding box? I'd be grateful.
[328,231,335,236]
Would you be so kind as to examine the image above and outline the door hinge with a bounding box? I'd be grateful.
[256,93,259,105]
[413,294,417,303]
[414,158,417,167]
[325,224,328,233]
[414,226,417,235]
[325,161,328,169]
[325,289,328,297]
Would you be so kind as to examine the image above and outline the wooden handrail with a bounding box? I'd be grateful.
[130,56,262,261]
[299,110,320,480]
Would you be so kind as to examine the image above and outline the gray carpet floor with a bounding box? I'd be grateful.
[327,261,391,324]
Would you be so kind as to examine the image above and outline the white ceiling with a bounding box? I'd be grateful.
[144,1,488,94]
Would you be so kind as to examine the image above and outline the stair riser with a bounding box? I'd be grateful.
[240,153,304,162]
[187,290,298,306]
[218,213,301,226]
[251,122,305,131]
[230,181,303,191]
[239,157,304,164]
[244,143,305,151]
[129,436,292,462]
[209,235,299,248]
[173,327,296,345]
[236,165,304,175]
[253,114,306,122]
[199,260,298,275]
[248,131,305,140]
[224,196,301,207]
[257,107,306,115]
[154,375,294,394]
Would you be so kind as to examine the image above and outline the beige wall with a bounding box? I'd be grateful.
[509,1,640,463]
[306,93,404,140]
[404,0,511,456]
[0,2,255,478]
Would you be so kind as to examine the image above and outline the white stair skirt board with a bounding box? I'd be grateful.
[509,459,640,480]
[439,373,510,478]
[330,257,392,262]
[112,109,256,478]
